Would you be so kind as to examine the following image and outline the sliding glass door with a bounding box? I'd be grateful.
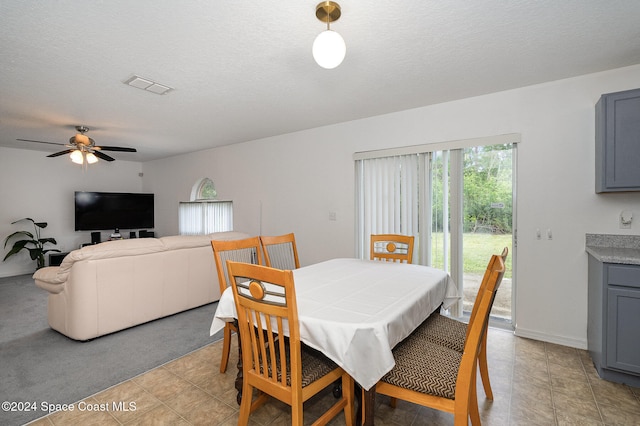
[356,137,516,323]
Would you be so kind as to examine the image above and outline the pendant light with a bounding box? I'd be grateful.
[313,1,346,69]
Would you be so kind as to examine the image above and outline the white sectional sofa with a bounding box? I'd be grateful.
[33,231,250,340]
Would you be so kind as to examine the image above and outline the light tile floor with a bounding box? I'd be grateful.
[28,328,640,425]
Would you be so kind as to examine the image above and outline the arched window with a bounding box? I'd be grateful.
[180,178,232,235]
[192,177,217,200]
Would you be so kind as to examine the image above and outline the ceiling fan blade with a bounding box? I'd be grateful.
[96,146,137,152]
[47,149,74,158]
[93,150,116,162]
[17,138,66,147]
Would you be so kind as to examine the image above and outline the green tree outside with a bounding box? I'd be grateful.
[430,144,513,276]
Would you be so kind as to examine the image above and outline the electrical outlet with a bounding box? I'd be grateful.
[620,210,633,229]
[329,211,337,221]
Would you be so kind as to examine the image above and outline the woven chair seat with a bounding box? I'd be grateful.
[262,343,339,387]
[300,346,339,387]
[415,312,467,353]
[381,328,462,400]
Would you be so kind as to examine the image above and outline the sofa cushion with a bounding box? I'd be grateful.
[47,239,165,282]
[160,235,213,250]
[207,231,254,242]
[64,238,165,262]
[35,232,252,286]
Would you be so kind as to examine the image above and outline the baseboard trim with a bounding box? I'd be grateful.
[514,326,588,350]
[0,269,35,279]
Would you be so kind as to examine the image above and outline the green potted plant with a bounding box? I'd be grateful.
[3,218,59,269]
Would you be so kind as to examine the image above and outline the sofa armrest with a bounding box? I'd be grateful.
[33,266,66,294]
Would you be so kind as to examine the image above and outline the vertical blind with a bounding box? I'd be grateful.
[178,201,233,235]
[355,154,421,260]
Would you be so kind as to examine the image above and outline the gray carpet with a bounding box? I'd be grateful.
[0,274,223,426]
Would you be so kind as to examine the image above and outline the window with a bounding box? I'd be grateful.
[195,178,217,200]
[179,201,233,235]
[179,178,233,235]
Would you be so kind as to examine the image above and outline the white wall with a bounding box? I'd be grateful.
[0,147,143,277]
[143,64,640,349]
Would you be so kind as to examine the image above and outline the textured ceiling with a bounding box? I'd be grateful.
[1,0,640,162]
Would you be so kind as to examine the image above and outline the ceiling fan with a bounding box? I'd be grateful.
[18,125,137,164]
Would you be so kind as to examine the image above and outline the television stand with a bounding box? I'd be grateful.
[110,228,122,240]
[49,252,69,267]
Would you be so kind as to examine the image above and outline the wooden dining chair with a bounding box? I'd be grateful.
[260,233,300,269]
[374,250,506,425]
[370,234,415,263]
[211,237,262,373]
[416,247,508,400]
[227,261,355,426]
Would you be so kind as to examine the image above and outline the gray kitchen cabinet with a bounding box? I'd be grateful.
[588,257,640,386]
[595,87,640,193]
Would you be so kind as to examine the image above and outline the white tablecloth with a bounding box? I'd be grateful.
[210,258,459,390]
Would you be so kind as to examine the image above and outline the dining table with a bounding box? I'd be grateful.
[210,257,459,425]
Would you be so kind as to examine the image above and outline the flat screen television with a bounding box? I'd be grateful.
[75,191,154,231]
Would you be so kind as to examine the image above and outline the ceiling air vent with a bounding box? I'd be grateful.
[124,75,173,95]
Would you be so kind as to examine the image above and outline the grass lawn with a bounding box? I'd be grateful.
[431,233,512,278]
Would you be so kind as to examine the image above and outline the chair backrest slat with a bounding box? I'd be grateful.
[260,233,300,269]
[211,237,262,295]
[370,234,415,264]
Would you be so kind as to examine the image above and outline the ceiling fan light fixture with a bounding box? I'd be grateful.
[313,1,346,69]
[86,152,99,164]
[19,124,136,165]
[70,150,84,164]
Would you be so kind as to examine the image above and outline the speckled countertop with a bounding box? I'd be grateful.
[586,234,640,265]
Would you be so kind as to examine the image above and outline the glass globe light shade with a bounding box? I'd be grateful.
[70,150,84,164]
[312,30,346,69]
[86,152,98,164]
